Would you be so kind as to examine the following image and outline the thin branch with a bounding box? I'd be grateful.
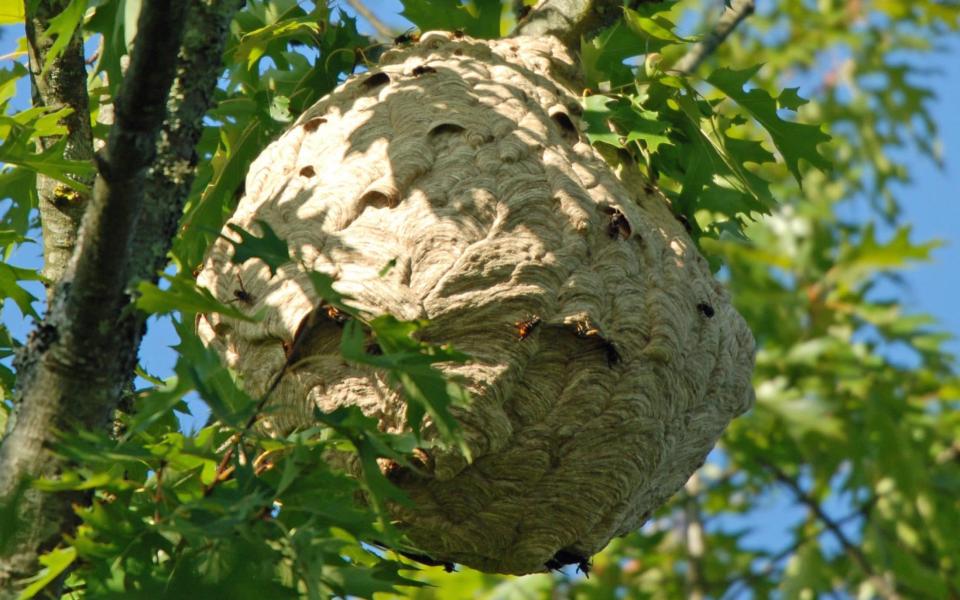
[719,501,876,599]
[0,0,190,592]
[344,0,393,40]
[683,473,708,600]
[24,0,95,292]
[672,0,755,76]
[764,463,901,600]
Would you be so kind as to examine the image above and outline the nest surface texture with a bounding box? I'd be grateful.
[197,32,756,575]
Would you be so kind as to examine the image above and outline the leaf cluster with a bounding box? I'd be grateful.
[580,2,831,252]
[1,0,959,598]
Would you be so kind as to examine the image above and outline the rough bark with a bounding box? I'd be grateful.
[0,2,190,592]
[514,0,639,50]
[197,32,756,574]
[128,0,244,283]
[24,0,95,291]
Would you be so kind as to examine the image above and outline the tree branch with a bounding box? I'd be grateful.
[344,0,393,40]
[128,0,243,283]
[24,0,95,292]
[719,500,876,599]
[765,463,901,600]
[0,0,190,592]
[513,0,635,52]
[672,0,755,75]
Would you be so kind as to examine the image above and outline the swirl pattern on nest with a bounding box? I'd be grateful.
[197,31,755,575]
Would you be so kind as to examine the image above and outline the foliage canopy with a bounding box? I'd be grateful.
[0,0,958,598]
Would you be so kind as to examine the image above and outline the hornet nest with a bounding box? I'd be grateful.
[196,31,755,575]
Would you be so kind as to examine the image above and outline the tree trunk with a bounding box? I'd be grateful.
[0,1,240,593]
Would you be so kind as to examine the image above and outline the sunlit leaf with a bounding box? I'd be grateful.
[18,547,77,599]
[224,220,291,276]
[136,275,262,322]
[707,65,831,184]
[400,0,501,38]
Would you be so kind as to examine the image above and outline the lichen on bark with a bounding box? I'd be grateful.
[197,32,755,575]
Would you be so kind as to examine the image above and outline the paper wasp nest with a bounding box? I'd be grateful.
[197,32,755,575]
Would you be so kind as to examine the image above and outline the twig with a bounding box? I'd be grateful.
[764,462,901,599]
[344,0,393,40]
[719,501,875,599]
[672,0,755,75]
[202,306,322,495]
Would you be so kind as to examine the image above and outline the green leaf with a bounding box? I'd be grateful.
[0,118,94,193]
[235,19,323,70]
[0,63,29,108]
[778,87,808,111]
[580,20,650,87]
[124,377,189,438]
[224,220,291,276]
[321,560,425,598]
[40,0,87,76]
[830,224,940,287]
[0,263,40,319]
[314,406,413,536]
[135,275,262,322]
[400,0,501,39]
[582,94,671,151]
[18,546,77,599]
[706,65,831,184]
[0,2,24,25]
[580,4,685,87]
[173,320,256,427]
[344,316,470,449]
[85,0,131,98]
[176,116,273,270]
[622,7,688,47]
[0,167,39,241]
[307,271,354,310]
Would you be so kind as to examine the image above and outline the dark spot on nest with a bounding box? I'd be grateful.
[603,341,622,367]
[394,29,420,45]
[397,550,455,572]
[551,111,579,144]
[365,339,383,355]
[697,302,715,318]
[362,72,390,90]
[412,65,437,76]
[545,549,592,577]
[428,122,466,137]
[606,208,631,240]
[302,117,326,132]
[299,165,316,178]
